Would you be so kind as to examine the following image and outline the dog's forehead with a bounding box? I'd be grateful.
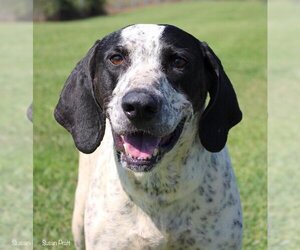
[118,24,199,53]
[121,24,164,40]
[119,24,164,54]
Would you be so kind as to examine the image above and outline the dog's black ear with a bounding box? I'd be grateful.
[199,42,242,152]
[54,41,105,154]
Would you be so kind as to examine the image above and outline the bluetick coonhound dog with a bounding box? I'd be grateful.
[54,24,243,250]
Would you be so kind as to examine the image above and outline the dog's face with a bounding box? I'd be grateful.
[97,25,206,172]
[55,24,242,172]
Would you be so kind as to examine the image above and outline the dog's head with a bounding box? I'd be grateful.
[55,24,242,172]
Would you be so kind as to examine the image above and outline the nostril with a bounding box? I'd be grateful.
[123,103,135,113]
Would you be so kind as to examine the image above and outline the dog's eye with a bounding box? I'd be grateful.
[109,54,124,65]
[172,57,187,69]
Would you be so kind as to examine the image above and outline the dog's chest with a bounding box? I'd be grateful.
[84,185,218,250]
[83,143,242,250]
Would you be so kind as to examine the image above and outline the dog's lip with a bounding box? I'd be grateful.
[112,118,186,172]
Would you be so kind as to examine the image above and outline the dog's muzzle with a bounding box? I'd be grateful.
[112,89,186,172]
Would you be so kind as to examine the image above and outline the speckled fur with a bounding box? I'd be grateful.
[71,25,243,250]
[75,122,242,250]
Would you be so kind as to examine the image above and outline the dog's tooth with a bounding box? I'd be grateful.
[153,149,158,157]
[123,143,129,154]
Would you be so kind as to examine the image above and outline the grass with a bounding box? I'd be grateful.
[34,1,267,249]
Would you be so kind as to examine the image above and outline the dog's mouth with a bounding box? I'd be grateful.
[112,118,186,172]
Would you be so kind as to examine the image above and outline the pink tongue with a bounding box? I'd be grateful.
[122,134,160,159]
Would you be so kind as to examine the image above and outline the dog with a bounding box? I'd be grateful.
[54,24,243,250]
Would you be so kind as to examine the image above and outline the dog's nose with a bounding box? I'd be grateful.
[122,90,161,122]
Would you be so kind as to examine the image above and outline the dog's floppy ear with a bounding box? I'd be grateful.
[199,42,242,152]
[54,40,105,154]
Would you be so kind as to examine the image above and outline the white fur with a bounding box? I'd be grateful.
[74,121,242,250]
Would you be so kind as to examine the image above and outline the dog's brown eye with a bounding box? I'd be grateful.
[172,57,187,69]
[110,54,124,65]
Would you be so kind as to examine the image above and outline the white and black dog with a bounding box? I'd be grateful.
[55,24,243,250]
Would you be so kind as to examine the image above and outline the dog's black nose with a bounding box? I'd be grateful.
[122,90,161,122]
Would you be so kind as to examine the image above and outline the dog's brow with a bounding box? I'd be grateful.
[109,45,126,52]
[164,46,191,55]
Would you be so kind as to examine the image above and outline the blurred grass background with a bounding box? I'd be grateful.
[268,2,300,249]
[0,23,33,249]
[34,1,267,249]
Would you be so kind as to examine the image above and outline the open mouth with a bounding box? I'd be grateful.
[113,118,186,172]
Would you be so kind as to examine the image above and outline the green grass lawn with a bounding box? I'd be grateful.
[34,1,267,249]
